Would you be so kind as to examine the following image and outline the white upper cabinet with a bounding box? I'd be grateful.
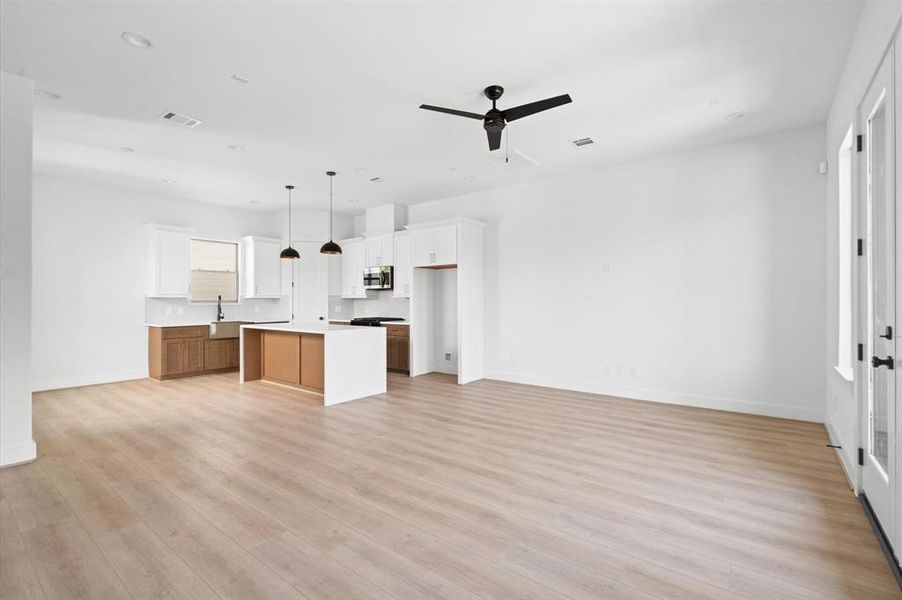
[411,224,457,267]
[146,224,191,297]
[393,233,411,298]
[364,233,394,267]
[341,238,369,298]
[242,236,282,298]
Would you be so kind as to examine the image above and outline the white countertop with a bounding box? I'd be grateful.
[146,320,288,328]
[241,322,381,334]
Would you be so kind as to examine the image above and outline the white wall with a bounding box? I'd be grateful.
[824,1,902,485]
[409,124,827,421]
[0,71,36,466]
[32,174,287,391]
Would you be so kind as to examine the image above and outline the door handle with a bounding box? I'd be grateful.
[879,326,893,340]
[872,356,895,370]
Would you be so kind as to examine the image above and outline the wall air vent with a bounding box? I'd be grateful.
[159,111,202,128]
[571,137,594,148]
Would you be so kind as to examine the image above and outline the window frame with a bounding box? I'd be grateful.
[835,124,854,382]
[188,236,241,304]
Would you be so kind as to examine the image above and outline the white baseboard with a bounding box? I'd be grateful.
[484,369,824,423]
[826,421,857,493]
[0,440,36,467]
[33,369,148,392]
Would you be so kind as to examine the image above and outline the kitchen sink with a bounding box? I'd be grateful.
[208,320,247,339]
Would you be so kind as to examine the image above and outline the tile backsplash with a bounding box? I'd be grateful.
[145,297,289,324]
[329,290,410,320]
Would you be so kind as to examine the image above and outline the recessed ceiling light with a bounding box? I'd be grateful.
[230,74,250,84]
[34,89,61,101]
[120,146,135,153]
[462,175,478,182]
[162,179,176,184]
[114,171,125,176]
[249,200,260,205]
[348,199,360,205]
[227,144,245,151]
[121,32,153,50]
[726,111,745,121]
[708,98,720,106]
[449,167,457,172]
[354,167,368,173]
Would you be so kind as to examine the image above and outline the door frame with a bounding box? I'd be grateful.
[855,32,900,561]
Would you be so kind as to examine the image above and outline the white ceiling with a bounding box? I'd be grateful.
[1,1,862,214]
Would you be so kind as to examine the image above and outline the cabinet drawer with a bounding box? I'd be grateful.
[384,324,409,338]
[161,326,207,339]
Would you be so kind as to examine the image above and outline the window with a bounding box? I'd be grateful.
[835,125,853,381]
[190,239,238,302]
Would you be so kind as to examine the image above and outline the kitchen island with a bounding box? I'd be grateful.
[240,322,386,405]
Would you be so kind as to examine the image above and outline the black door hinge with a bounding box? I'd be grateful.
[857,238,864,256]
[859,447,865,466]
[858,343,864,362]
[857,134,863,152]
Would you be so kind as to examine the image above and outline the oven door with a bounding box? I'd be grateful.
[363,269,382,289]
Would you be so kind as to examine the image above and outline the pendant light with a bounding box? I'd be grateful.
[280,185,300,259]
[320,171,342,255]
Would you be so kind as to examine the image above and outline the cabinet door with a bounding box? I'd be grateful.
[432,225,457,265]
[342,241,365,297]
[380,234,394,266]
[411,229,434,267]
[365,233,394,267]
[205,339,239,370]
[300,334,324,391]
[393,235,411,297]
[262,331,300,385]
[183,338,205,373]
[254,240,282,297]
[157,230,190,296]
[365,235,383,267]
[161,338,185,375]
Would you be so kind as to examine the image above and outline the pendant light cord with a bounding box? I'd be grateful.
[329,175,333,240]
[287,187,292,245]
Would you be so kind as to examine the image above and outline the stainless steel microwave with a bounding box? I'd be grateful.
[363,266,393,290]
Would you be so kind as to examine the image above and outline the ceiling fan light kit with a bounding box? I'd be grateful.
[420,84,572,151]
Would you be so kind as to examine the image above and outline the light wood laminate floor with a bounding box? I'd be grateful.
[1,373,898,599]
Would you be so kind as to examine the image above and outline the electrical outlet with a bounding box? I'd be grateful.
[176,306,185,315]
[254,305,261,314]
[165,306,173,316]
[444,352,453,361]
[334,305,342,314]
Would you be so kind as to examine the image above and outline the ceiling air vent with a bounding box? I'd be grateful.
[369,177,384,183]
[571,137,594,148]
[160,110,202,128]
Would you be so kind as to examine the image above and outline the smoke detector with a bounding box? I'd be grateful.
[159,111,202,128]
[570,137,594,148]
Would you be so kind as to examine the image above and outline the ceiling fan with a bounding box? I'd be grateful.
[420,85,572,151]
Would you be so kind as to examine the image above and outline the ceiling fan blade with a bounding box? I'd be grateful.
[419,104,484,120]
[503,94,572,122]
[486,129,502,151]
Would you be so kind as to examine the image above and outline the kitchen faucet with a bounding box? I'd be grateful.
[216,294,225,322]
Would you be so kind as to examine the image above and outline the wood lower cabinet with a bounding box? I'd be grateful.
[149,326,239,380]
[385,325,409,373]
[262,331,301,385]
[256,330,325,393]
[205,338,239,371]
